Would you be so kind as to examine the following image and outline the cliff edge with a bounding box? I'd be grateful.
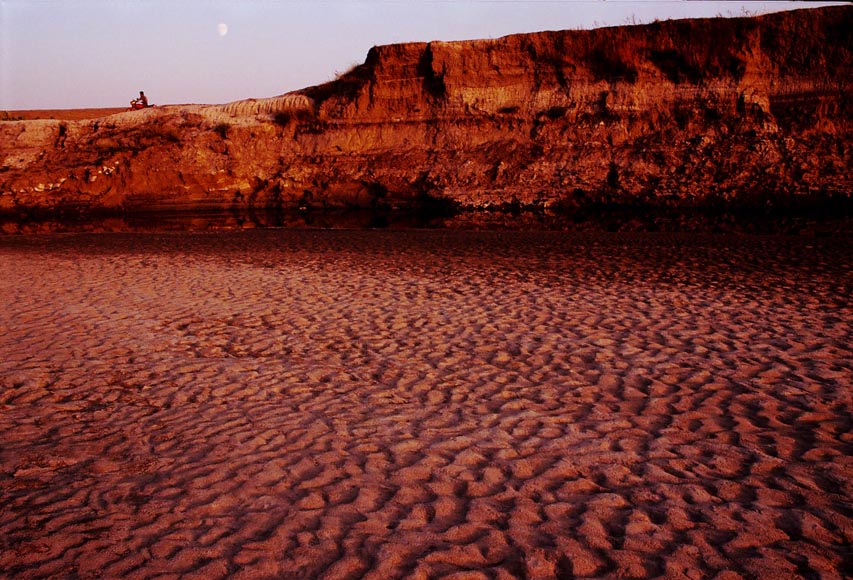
[1,6,850,225]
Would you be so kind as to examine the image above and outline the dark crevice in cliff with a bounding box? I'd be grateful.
[417,44,448,101]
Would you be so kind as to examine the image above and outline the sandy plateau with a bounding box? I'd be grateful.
[0,230,850,579]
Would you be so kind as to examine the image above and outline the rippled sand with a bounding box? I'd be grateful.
[1,230,850,580]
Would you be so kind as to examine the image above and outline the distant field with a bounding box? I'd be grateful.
[1,108,127,121]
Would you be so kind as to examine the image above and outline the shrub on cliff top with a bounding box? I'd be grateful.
[302,62,373,105]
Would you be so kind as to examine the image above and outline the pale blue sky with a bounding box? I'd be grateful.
[0,1,841,110]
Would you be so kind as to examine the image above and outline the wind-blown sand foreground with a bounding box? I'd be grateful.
[0,230,850,580]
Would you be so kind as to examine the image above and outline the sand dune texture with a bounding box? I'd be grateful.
[0,230,851,579]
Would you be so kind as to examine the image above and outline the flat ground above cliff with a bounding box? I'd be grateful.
[1,108,127,121]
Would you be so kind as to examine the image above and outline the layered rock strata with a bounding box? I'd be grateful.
[0,6,849,220]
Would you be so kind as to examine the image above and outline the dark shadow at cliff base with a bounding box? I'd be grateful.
[1,206,851,236]
[460,204,853,236]
[0,207,454,235]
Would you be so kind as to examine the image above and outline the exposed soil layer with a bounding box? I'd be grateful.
[0,7,850,221]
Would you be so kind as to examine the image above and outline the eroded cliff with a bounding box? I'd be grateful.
[1,6,850,225]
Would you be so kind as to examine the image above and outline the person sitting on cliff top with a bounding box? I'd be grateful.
[130,91,149,110]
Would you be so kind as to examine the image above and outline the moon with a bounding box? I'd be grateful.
[217,22,228,37]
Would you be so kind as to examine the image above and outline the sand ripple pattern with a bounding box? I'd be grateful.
[1,231,851,580]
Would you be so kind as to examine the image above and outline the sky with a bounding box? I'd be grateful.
[0,0,844,110]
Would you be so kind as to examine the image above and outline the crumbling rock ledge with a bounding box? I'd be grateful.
[1,6,850,227]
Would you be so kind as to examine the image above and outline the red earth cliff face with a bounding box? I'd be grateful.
[0,6,849,219]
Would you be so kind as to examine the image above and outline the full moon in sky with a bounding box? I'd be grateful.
[217,22,228,37]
